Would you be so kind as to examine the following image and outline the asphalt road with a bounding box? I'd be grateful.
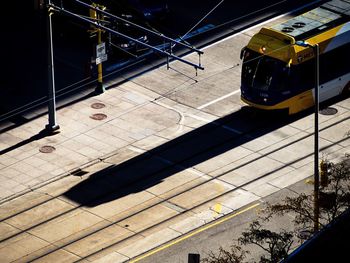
[135,179,309,263]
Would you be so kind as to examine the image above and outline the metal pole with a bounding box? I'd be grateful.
[313,43,320,233]
[45,0,60,133]
[95,24,105,94]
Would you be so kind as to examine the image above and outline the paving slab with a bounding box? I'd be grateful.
[116,228,181,259]
[0,233,50,262]
[65,224,134,258]
[92,252,129,263]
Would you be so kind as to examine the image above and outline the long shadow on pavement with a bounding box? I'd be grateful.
[63,106,311,207]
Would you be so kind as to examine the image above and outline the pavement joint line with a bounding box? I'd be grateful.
[197,89,240,110]
[0,158,101,205]
[163,201,187,213]
[127,145,147,154]
[186,113,243,135]
[212,177,238,190]
[129,202,260,263]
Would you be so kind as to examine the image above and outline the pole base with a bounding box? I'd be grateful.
[95,82,105,94]
[45,124,60,135]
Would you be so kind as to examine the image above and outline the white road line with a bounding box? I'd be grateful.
[186,113,216,123]
[187,114,243,134]
[197,89,240,110]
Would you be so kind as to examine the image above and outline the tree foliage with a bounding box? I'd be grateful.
[263,158,350,233]
[238,221,293,263]
[201,157,350,263]
[201,245,248,263]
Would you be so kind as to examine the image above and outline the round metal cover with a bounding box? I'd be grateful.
[90,113,107,120]
[91,102,105,109]
[320,107,338,116]
[39,145,56,153]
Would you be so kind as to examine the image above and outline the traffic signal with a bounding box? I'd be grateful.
[320,160,330,187]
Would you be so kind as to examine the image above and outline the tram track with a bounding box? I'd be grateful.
[1,107,348,262]
[0,107,261,233]
[1,1,347,261]
[26,120,350,262]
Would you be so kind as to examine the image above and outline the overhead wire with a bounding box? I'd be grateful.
[0,0,321,124]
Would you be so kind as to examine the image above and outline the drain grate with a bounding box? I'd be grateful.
[91,102,106,109]
[39,145,56,153]
[90,113,107,120]
[320,107,338,116]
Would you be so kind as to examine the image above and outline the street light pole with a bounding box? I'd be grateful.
[46,0,60,133]
[296,41,320,232]
[313,43,320,233]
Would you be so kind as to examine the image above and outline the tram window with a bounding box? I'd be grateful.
[294,59,314,91]
[253,57,289,91]
[319,43,350,83]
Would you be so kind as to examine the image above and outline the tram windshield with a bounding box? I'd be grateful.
[242,50,290,92]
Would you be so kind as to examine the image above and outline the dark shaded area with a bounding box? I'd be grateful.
[1,2,92,125]
[285,158,350,262]
[284,208,350,263]
[63,107,307,207]
[62,90,349,208]
[1,0,315,127]
[2,3,48,120]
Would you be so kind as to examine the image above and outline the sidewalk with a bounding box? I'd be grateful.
[0,15,250,203]
[0,78,198,203]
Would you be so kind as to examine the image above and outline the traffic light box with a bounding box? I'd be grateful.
[320,160,330,187]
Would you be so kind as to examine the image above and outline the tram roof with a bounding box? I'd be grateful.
[271,0,350,40]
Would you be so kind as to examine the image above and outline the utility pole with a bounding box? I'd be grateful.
[313,43,320,232]
[96,21,105,93]
[89,3,106,94]
[296,41,320,233]
[45,0,60,133]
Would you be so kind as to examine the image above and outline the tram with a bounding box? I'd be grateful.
[240,0,350,114]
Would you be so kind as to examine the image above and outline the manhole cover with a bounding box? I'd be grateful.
[39,145,56,153]
[320,107,338,115]
[91,102,105,109]
[90,113,107,120]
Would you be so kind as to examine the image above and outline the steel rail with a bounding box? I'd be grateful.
[1,111,348,261]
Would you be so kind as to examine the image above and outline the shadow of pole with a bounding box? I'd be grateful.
[0,129,60,156]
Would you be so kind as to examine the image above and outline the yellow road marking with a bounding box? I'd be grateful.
[213,203,222,215]
[129,202,260,262]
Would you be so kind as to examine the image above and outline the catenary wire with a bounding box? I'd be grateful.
[0,0,321,123]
